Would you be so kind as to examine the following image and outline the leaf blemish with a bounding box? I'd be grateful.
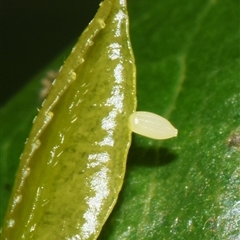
[228,132,240,148]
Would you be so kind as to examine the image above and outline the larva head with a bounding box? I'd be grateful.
[128,111,178,140]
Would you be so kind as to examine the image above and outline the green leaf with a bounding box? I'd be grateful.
[1,0,239,239]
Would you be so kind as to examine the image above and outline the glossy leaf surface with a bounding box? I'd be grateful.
[1,0,240,239]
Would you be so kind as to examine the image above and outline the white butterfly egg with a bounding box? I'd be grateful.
[129,111,178,140]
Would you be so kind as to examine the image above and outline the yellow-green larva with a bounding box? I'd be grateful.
[1,0,177,239]
[129,111,178,140]
[2,0,136,239]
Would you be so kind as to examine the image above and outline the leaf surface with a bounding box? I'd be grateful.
[1,0,240,239]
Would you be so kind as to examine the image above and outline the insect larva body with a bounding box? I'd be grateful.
[2,0,136,239]
[129,111,178,140]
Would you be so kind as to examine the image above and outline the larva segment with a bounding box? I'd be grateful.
[2,0,136,239]
[129,111,178,140]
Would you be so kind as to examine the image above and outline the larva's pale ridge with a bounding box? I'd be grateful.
[12,1,114,189]
[25,0,113,149]
[129,111,178,140]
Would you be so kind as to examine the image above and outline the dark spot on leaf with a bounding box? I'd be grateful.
[228,132,240,148]
[128,142,178,168]
[4,183,11,191]
[157,147,178,166]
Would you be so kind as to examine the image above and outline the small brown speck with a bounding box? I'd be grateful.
[228,133,240,148]
[39,70,59,101]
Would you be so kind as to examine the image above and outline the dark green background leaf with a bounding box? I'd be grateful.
[1,0,239,239]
